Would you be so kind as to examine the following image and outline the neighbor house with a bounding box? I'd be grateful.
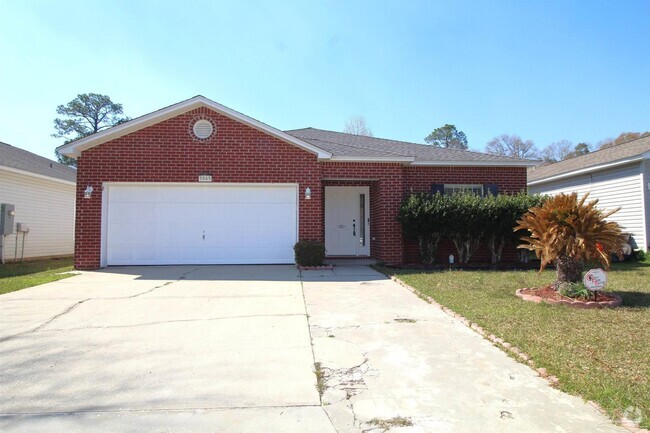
[0,142,76,262]
[57,96,535,269]
[528,134,650,251]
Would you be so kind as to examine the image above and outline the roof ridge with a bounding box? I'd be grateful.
[289,134,411,158]
[287,127,533,162]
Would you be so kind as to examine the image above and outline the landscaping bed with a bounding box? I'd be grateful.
[375,259,650,429]
[517,286,623,308]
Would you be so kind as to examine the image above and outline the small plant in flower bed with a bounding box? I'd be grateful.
[557,282,592,300]
[515,192,626,298]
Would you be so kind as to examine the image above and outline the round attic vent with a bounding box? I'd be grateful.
[192,119,215,140]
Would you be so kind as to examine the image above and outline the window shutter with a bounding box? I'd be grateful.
[431,184,445,195]
[484,184,499,196]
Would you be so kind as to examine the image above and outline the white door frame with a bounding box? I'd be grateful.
[324,186,371,256]
[100,182,299,267]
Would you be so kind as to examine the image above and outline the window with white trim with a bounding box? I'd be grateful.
[443,184,484,196]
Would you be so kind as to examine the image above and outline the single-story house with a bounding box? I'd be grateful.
[528,134,650,251]
[57,96,536,269]
[0,142,76,262]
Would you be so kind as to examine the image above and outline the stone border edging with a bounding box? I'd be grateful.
[516,288,623,309]
[388,275,648,433]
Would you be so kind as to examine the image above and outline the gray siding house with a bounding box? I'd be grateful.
[528,135,650,251]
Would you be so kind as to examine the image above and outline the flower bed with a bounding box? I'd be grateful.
[516,286,622,309]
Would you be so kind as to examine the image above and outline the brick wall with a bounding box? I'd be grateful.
[74,106,528,269]
[75,107,322,269]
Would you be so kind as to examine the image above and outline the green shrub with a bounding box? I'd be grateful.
[397,193,450,264]
[397,191,547,264]
[483,192,547,263]
[294,240,326,266]
[633,249,648,262]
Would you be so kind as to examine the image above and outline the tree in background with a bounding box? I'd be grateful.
[485,134,538,159]
[541,139,573,163]
[53,93,130,167]
[541,141,593,163]
[343,115,373,136]
[568,142,590,159]
[598,132,649,150]
[424,124,468,149]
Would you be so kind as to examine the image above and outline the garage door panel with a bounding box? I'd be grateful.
[105,185,297,265]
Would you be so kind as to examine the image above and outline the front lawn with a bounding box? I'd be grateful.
[377,259,650,428]
[0,257,75,295]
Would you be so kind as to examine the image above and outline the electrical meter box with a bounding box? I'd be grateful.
[1,203,16,235]
[16,223,29,233]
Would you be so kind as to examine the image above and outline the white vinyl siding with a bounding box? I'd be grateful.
[641,160,650,251]
[0,168,75,260]
[529,162,646,250]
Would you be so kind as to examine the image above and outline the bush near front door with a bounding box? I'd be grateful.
[294,241,326,267]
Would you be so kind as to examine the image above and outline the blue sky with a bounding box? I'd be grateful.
[1,0,649,160]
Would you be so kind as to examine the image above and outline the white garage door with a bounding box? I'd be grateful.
[104,184,297,265]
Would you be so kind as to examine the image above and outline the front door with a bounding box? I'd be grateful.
[324,186,370,256]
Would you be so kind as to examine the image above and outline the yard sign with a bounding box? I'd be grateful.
[583,268,607,291]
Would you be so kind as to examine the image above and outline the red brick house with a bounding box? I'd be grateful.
[58,96,535,269]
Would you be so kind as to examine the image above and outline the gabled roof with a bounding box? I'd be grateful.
[57,95,332,159]
[57,95,537,167]
[286,128,538,166]
[528,134,650,185]
[0,141,76,183]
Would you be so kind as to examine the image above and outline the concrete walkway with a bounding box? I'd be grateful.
[0,265,627,432]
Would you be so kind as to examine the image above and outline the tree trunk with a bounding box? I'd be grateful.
[486,235,505,264]
[555,254,583,285]
[418,234,440,264]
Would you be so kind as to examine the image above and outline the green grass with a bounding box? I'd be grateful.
[376,259,650,428]
[0,257,75,295]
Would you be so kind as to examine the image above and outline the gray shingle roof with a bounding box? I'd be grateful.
[0,142,76,182]
[285,128,535,165]
[528,134,650,183]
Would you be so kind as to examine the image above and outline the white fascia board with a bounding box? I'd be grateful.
[57,96,332,159]
[326,156,415,164]
[0,165,76,186]
[410,159,539,167]
[527,154,648,186]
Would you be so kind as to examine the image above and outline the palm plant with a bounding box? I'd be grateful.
[515,193,625,286]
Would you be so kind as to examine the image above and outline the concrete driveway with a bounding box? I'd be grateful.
[0,265,626,432]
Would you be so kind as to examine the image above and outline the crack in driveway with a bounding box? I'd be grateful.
[39,313,307,332]
[0,267,203,343]
[0,298,91,343]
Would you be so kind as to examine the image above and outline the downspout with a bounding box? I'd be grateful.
[0,234,4,264]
